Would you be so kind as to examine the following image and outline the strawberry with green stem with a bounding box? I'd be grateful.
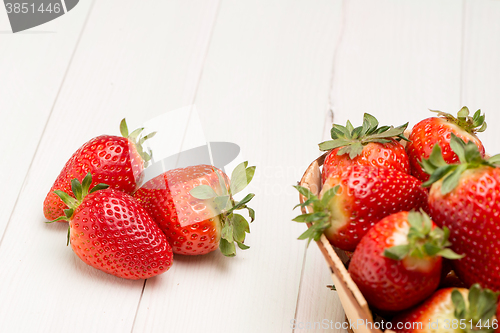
[406,107,486,182]
[134,162,256,257]
[48,173,173,280]
[392,284,499,333]
[422,134,500,291]
[319,113,410,183]
[44,119,156,221]
[348,210,462,312]
[293,165,428,251]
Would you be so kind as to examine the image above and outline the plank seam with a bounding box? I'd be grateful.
[292,243,309,333]
[327,0,348,118]
[174,0,222,172]
[293,74,343,331]
[188,0,223,105]
[130,280,148,333]
[0,0,97,250]
[129,1,222,331]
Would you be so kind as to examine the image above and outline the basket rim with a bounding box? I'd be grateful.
[297,153,376,327]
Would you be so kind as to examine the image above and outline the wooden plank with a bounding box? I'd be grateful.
[0,0,93,241]
[292,243,349,332]
[0,1,220,332]
[461,0,500,149]
[132,1,344,332]
[329,0,463,130]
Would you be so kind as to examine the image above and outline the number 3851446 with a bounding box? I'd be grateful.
[5,3,62,14]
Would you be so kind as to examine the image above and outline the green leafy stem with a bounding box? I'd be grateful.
[189,161,256,257]
[292,184,339,246]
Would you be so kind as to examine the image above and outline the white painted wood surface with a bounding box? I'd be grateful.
[0,0,93,240]
[330,0,463,130]
[329,0,500,149]
[462,0,500,150]
[133,1,343,332]
[1,0,500,332]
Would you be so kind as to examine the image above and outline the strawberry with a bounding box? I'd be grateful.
[319,113,410,183]
[348,210,461,312]
[48,173,173,280]
[134,162,256,257]
[406,107,486,182]
[43,119,155,221]
[392,284,499,333]
[293,165,428,251]
[422,134,500,291]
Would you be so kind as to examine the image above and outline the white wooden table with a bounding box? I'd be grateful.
[1,1,500,332]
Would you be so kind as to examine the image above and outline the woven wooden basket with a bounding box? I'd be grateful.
[298,153,397,333]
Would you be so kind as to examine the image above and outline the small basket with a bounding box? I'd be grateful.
[298,153,396,333]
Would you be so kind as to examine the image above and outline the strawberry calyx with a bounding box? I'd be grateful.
[452,284,499,333]
[48,172,109,222]
[430,106,487,134]
[422,133,500,194]
[46,172,109,244]
[120,119,156,167]
[318,113,409,158]
[189,161,256,257]
[292,185,340,245]
[383,210,462,261]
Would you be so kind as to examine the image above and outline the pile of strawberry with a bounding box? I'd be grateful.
[294,108,500,332]
[44,120,255,280]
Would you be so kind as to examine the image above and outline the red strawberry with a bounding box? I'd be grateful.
[319,113,410,183]
[392,284,499,333]
[293,165,428,251]
[423,134,500,291]
[134,162,256,257]
[348,210,461,312]
[43,119,155,221]
[406,107,486,182]
[48,173,173,280]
